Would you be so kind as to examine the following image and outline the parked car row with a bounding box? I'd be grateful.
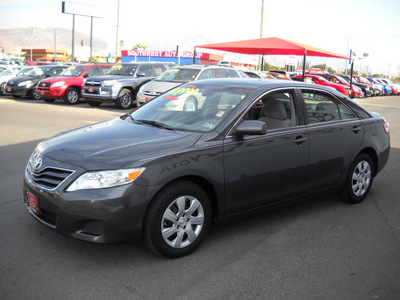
[2,63,398,108]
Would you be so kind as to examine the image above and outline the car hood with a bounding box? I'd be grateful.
[39,117,202,170]
[7,75,42,84]
[39,76,80,84]
[85,75,133,82]
[141,80,182,93]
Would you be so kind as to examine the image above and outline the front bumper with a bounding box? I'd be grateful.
[36,86,67,99]
[23,157,160,243]
[136,91,156,107]
[6,86,30,96]
[82,86,119,102]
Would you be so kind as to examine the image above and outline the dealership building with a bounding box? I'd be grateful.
[120,50,255,68]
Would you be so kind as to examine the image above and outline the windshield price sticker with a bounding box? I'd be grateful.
[163,85,199,100]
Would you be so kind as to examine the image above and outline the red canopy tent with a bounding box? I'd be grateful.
[196,37,351,81]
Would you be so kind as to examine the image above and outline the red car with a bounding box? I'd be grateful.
[319,74,362,98]
[36,64,112,104]
[292,74,351,97]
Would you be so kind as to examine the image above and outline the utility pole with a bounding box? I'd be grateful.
[115,0,120,60]
[258,0,264,71]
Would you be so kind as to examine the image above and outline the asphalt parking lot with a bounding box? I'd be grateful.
[1,95,399,299]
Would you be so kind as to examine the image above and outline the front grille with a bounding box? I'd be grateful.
[6,82,16,87]
[143,91,161,96]
[26,161,74,190]
[38,82,51,88]
[85,81,101,87]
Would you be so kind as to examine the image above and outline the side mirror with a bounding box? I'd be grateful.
[136,73,146,77]
[83,73,90,78]
[235,120,267,136]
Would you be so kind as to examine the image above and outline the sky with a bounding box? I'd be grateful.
[1,0,400,76]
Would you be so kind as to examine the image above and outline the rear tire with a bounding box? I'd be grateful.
[341,153,374,204]
[63,88,80,104]
[143,181,211,258]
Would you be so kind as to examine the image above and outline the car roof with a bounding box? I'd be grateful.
[170,64,235,70]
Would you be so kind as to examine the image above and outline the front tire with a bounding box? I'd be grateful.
[183,96,198,112]
[143,181,211,258]
[63,88,80,104]
[116,88,133,109]
[30,87,41,100]
[341,153,374,204]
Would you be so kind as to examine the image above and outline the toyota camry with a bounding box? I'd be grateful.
[23,78,390,257]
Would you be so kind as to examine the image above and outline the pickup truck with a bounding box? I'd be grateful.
[82,62,172,109]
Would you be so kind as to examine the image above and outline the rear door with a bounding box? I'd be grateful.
[300,89,364,192]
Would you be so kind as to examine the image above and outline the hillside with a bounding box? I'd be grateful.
[0,27,107,55]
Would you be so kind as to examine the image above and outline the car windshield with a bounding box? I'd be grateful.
[360,77,370,84]
[17,67,34,76]
[316,76,330,83]
[60,66,86,77]
[156,68,201,83]
[25,67,52,76]
[106,64,137,75]
[129,83,251,132]
[332,76,347,84]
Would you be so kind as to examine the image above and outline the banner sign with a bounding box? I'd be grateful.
[122,50,210,59]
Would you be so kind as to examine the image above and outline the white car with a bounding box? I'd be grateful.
[0,66,33,95]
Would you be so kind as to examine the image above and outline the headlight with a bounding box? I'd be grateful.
[103,80,117,86]
[66,168,145,191]
[52,81,65,87]
[18,80,33,87]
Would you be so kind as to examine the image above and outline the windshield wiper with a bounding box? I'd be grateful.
[136,119,175,130]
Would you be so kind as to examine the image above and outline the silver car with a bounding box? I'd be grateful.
[136,64,249,107]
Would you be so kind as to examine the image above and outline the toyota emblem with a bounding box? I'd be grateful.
[33,157,43,170]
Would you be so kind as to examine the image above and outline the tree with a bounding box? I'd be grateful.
[120,40,124,50]
[263,62,281,71]
[132,43,148,51]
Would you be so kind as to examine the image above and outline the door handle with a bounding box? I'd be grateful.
[351,126,362,133]
[293,136,308,145]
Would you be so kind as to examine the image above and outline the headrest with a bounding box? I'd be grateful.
[263,100,288,120]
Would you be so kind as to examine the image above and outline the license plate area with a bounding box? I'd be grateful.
[7,87,12,92]
[88,87,95,93]
[26,190,40,214]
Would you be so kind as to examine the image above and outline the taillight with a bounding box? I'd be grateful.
[382,122,390,134]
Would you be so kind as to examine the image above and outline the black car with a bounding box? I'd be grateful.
[6,65,66,99]
[23,79,390,257]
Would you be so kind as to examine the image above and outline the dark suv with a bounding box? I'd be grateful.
[136,64,249,106]
[82,62,172,109]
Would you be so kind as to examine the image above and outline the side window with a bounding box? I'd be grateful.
[197,69,213,80]
[154,65,166,76]
[228,69,240,78]
[212,69,229,78]
[245,91,296,130]
[338,102,357,120]
[137,65,153,77]
[51,68,64,76]
[85,67,101,77]
[302,92,342,124]
[101,66,111,75]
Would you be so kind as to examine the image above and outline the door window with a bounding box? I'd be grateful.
[302,91,356,124]
[245,91,297,130]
